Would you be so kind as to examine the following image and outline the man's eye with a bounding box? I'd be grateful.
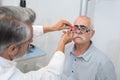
[80,27,86,30]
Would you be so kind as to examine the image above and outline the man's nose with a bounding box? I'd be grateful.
[76,30,82,34]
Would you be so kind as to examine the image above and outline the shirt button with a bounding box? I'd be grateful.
[72,71,74,73]
[70,52,72,54]
[75,59,76,61]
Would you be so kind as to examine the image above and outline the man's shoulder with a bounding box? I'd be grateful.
[92,46,112,64]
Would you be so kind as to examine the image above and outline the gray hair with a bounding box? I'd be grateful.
[0,14,31,54]
[0,6,36,24]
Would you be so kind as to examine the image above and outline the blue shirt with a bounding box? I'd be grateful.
[62,43,116,80]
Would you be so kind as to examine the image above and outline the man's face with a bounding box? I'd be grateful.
[73,17,94,45]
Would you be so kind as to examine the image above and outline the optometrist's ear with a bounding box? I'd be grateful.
[8,44,19,59]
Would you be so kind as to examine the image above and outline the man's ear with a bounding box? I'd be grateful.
[90,30,95,38]
[7,44,18,57]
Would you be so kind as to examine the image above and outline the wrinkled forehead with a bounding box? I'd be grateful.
[74,17,91,28]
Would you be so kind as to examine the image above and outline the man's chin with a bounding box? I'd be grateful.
[73,40,83,44]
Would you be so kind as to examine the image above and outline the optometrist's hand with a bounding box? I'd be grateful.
[56,31,74,52]
[61,31,74,44]
[43,19,71,33]
[53,19,72,30]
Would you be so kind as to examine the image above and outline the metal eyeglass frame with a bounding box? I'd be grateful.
[74,25,91,33]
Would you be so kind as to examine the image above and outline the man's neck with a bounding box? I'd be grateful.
[74,41,91,56]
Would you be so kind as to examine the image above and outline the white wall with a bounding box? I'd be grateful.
[1,0,120,79]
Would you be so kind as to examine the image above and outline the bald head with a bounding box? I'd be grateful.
[74,16,93,29]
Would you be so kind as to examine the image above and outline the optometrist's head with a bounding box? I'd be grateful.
[0,6,36,41]
[0,6,36,25]
[73,16,95,45]
[0,14,32,60]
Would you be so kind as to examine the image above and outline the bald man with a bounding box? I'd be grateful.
[62,16,116,80]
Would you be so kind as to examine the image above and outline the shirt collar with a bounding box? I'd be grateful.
[70,41,95,62]
[0,57,16,67]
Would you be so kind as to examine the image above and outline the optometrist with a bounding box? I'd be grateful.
[0,6,74,80]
